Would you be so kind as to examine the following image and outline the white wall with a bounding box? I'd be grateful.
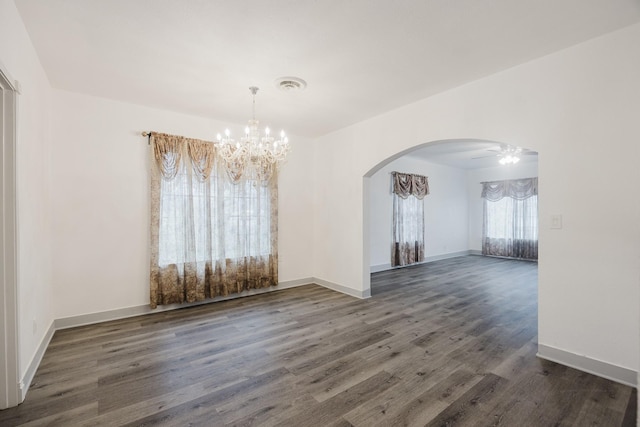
[50,90,315,320]
[314,24,640,374]
[467,162,538,251]
[369,156,468,270]
[0,0,54,386]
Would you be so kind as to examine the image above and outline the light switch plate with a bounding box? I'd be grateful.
[550,214,563,229]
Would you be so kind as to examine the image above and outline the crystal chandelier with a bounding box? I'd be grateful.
[499,147,521,165]
[215,86,290,182]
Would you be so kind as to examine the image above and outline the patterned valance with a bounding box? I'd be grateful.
[392,171,429,200]
[481,177,538,202]
[151,132,216,182]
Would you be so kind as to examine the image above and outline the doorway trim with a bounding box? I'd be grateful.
[0,63,20,409]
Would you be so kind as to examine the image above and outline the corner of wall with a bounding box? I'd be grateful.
[20,320,55,401]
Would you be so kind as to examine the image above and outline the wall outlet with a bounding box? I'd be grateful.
[550,214,563,229]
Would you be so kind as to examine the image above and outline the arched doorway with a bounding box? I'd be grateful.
[363,138,539,295]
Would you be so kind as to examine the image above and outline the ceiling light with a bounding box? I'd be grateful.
[215,87,290,182]
[498,147,521,165]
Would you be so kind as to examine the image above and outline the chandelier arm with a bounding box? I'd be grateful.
[214,85,289,182]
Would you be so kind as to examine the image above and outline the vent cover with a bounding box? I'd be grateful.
[275,76,307,92]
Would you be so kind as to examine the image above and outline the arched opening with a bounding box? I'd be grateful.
[362,138,539,296]
[360,139,541,408]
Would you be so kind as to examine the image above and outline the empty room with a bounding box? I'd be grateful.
[1,1,639,426]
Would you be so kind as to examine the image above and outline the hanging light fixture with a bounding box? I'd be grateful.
[498,146,521,165]
[215,86,290,182]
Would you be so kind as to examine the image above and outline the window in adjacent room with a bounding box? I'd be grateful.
[391,171,429,267]
[482,177,538,260]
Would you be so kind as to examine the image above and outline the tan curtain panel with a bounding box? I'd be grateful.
[392,171,429,199]
[149,132,278,309]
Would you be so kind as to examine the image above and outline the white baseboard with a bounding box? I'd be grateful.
[313,277,371,299]
[370,263,393,273]
[537,343,637,387]
[55,278,314,330]
[20,320,55,401]
[55,276,369,331]
[469,249,482,256]
[370,250,472,273]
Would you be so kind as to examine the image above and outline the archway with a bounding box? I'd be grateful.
[362,138,539,296]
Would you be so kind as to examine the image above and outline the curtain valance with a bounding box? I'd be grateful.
[481,177,538,202]
[392,171,429,199]
[151,132,217,182]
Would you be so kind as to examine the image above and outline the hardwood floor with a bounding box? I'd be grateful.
[0,256,636,426]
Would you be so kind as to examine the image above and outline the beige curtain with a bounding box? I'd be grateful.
[149,132,278,309]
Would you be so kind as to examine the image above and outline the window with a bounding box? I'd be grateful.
[482,178,538,260]
[391,171,429,267]
[149,133,277,308]
[158,174,271,266]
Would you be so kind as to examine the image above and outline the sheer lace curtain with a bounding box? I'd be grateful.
[391,172,429,267]
[482,177,538,260]
[149,132,277,308]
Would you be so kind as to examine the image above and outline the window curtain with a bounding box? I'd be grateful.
[391,172,429,267]
[149,132,277,309]
[482,177,538,260]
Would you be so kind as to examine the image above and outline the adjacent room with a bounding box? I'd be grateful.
[368,139,539,276]
[1,0,639,425]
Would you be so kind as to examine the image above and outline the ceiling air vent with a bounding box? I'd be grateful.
[275,77,307,92]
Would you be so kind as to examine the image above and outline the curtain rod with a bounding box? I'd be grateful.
[390,171,428,178]
[141,131,212,145]
[480,177,537,184]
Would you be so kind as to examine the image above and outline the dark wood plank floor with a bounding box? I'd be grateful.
[0,256,636,426]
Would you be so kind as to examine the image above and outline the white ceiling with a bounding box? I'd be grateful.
[15,0,640,138]
[406,139,538,170]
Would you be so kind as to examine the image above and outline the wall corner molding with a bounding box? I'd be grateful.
[20,321,55,401]
[312,277,370,299]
